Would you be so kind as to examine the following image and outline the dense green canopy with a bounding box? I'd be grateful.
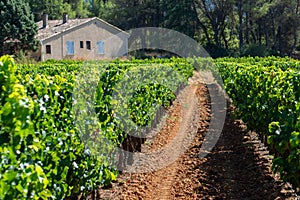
[1,0,300,57]
[0,0,39,55]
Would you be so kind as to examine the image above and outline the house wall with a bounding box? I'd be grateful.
[41,19,128,61]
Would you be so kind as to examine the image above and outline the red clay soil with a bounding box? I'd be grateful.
[84,77,299,200]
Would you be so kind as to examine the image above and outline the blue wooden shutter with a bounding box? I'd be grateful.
[66,41,74,55]
[97,41,104,54]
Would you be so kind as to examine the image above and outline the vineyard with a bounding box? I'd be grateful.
[0,55,299,199]
[216,57,300,188]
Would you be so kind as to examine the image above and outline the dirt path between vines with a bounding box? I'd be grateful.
[93,73,299,200]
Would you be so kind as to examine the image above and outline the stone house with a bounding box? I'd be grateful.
[35,14,129,61]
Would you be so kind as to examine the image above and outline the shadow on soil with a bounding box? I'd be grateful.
[194,111,296,200]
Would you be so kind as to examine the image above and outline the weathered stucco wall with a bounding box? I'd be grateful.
[40,19,128,61]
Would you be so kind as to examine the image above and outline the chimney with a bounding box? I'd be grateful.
[63,13,68,24]
[42,14,48,28]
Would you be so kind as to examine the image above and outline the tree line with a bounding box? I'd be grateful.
[1,0,299,58]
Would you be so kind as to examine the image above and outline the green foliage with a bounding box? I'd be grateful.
[0,56,194,199]
[14,50,37,64]
[0,55,51,199]
[111,0,160,30]
[21,0,299,58]
[89,0,115,20]
[3,54,299,196]
[26,0,78,20]
[204,43,231,58]
[241,44,270,57]
[92,58,192,143]
[0,57,117,199]
[216,56,300,189]
[68,0,90,18]
[0,0,39,55]
[161,0,197,37]
[129,83,175,127]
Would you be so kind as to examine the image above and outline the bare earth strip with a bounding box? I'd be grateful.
[115,74,202,200]
[171,112,299,199]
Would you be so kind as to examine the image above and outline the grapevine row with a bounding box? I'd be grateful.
[0,56,193,199]
[215,57,300,189]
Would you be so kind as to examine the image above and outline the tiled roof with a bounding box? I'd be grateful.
[36,18,91,41]
[36,17,128,42]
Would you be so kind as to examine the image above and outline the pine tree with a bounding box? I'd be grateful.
[161,0,198,37]
[26,0,75,21]
[0,0,39,55]
[112,0,162,30]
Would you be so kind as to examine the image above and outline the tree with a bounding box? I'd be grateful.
[0,0,39,55]
[64,0,90,18]
[269,0,300,55]
[89,0,115,20]
[112,0,163,30]
[240,0,300,56]
[26,0,75,21]
[20,0,299,57]
[161,0,198,37]
[195,0,235,48]
[236,0,244,51]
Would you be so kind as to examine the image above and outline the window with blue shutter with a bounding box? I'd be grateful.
[66,41,74,55]
[97,41,104,54]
